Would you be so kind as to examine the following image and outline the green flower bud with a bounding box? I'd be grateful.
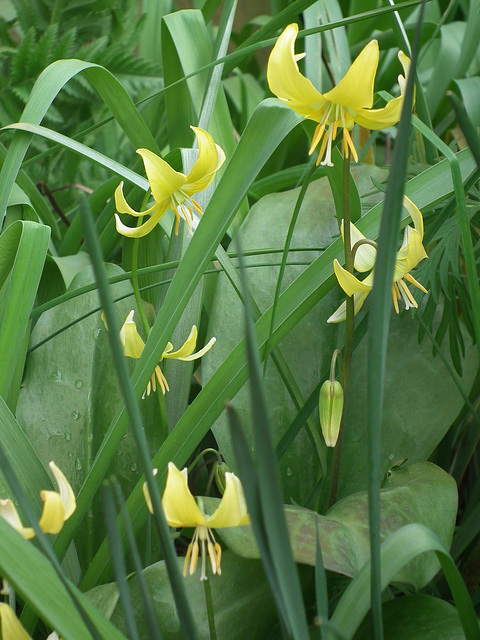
[214,462,230,495]
[319,379,344,447]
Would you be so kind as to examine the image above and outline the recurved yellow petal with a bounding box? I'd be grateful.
[0,499,35,539]
[114,203,169,238]
[404,228,428,272]
[207,472,250,528]
[0,603,32,640]
[352,95,404,130]
[38,490,65,535]
[138,148,186,203]
[327,289,371,323]
[324,40,379,109]
[49,461,76,520]
[162,326,198,360]
[115,183,156,218]
[162,462,205,528]
[403,195,424,238]
[162,326,216,362]
[333,260,373,296]
[184,127,226,194]
[267,23,326,118]
[119,311,145,359]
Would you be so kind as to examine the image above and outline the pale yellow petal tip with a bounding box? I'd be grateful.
[0,499,35,539]
[49,461,76,520]
[142,468,158,514]
[0,603,33,640]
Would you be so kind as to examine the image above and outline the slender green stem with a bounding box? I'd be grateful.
[132,237,151,337]
[188,448,224,474]
[263,159,318,376]
[156,390,169,443]
[328,155,354,508]
[131,191,153,338]
[203,578,218,640]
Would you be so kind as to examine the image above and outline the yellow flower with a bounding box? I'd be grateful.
[0,462,76,539]
[143,462,250,580]
[267,23,411,166]
[0,603,32,640]
[119,310,215,397]
[327,197,428,323]
[115,126,225,238]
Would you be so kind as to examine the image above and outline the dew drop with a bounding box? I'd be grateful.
[130,462,138,472]
[64,432,72,442]
[75,380,84,389]
[388,453,395,461]
[286,467,293,477]
[71,410,81,421]
[50,369,62,383]
[75,456,83,471]
[87,432,93,443]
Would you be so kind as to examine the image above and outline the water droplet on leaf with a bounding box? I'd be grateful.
[50,370,62,383]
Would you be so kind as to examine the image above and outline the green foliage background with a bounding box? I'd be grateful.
[0,0,479,638]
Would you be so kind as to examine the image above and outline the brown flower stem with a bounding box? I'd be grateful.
[328,155,355,508]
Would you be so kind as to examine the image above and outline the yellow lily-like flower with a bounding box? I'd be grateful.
[115,126,225,238]
[0,462,76,539]
[267,23,411,166]
[119,310,216,397]
[0,603,32,640]
[328,197,428,323]
[143,462,250,580]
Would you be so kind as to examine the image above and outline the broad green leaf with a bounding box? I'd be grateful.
[161,9,235,157]
[78,124,474,592]
[338,306,478,498]
[214,462,457,590]
[0,221,50,403]
[16,265,161,569]
[0,396,51,502]
[424,22,464,119]
[354,594,470,640]
[203,165,387,504]
[331,524,480,640]
[454,77,480,129]
[87,553,281,640]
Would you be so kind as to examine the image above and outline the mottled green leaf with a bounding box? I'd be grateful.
[214,462,457,589]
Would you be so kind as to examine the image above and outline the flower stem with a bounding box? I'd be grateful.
[131,190,152,338]
[328,155,355,507]
[203,578,218,640]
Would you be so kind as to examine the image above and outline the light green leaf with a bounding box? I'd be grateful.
[88,553,281,640]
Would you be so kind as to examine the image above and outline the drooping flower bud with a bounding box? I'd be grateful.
[319,379,344,447]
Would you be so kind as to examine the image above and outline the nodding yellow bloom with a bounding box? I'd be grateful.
[114,126,225,238]
[143,462,250,580]
[0,462,76,539]
[0,603,32,640]
[119,311,215,397]
[267,23,411,166]
[328,197,428,323]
